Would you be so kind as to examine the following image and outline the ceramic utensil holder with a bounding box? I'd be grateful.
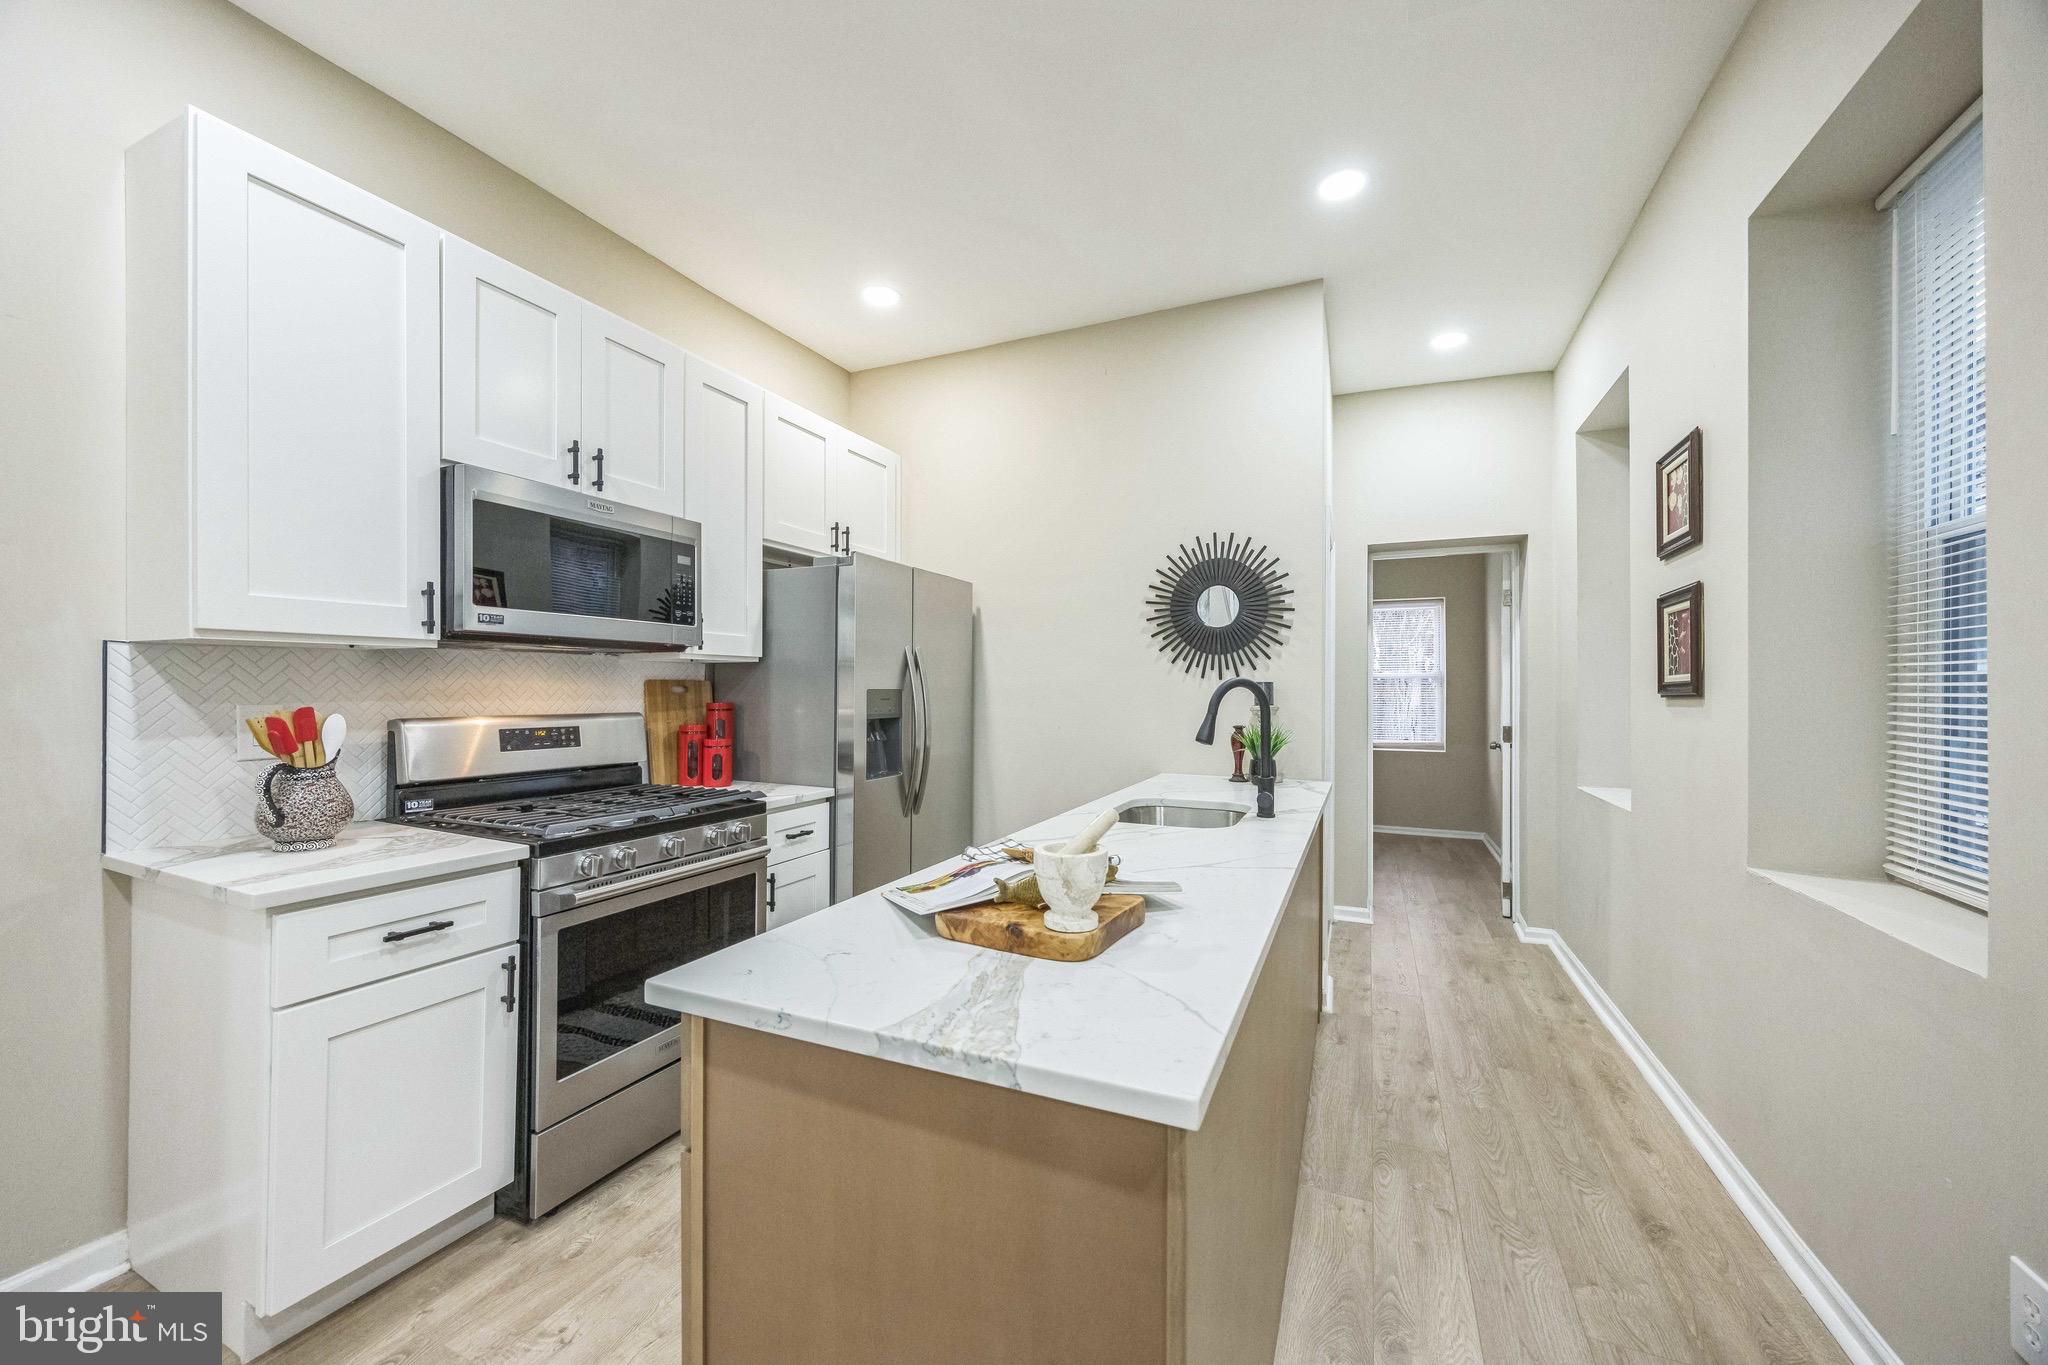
[254,761,354,851]
[1036,844,1111,933]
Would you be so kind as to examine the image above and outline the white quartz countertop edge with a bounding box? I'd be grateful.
[103,822,528,911]
[747,782,834,812]
[647,772,1330,1131]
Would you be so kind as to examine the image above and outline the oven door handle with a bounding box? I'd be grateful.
[533,845,766,918]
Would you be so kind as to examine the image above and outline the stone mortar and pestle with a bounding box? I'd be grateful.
[1035,807,1120,933]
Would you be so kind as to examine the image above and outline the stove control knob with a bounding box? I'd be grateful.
[574,853,601,878]
[725,822,748,847]
[659,834,685,859]
[611,846,637,872]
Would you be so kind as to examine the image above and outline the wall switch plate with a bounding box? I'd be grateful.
[2016,1257,2048,1364]
[234,705,288,762]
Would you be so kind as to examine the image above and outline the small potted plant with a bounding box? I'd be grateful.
[1238,720,1291,780]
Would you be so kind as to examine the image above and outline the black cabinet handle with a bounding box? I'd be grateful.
[592,446,605,492]
[767,871,778,916]
[567,438,581,485]
[840,525,852,553]
[782,828,813,841]
[829,521,840,553]
[500,954,518,1012]
[383,918,454,943]
[420,581,436,634]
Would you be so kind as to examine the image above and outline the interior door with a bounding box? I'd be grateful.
[1498,552,1519,918]
[831,433,902,559]
[581,304,686,515]
[265,947,517,1313]
[764,396,834,553]
[848,557,914,896]
[685,355,765,657]
[909,569,974,870]
[190,115,441,642]
[442,235,580,486]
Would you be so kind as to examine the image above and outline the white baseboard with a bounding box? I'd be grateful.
[1510,916,1901,1365]
[0,1229,130,1293]
[1374,824,1503,867]
[1333,903,1373,924]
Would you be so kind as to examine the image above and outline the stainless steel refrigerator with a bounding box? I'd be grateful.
[713,555,973,900]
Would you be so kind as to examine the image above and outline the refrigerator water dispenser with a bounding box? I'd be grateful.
[865,688,904,780]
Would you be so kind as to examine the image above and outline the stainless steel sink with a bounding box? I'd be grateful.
[1115,801,1247,829]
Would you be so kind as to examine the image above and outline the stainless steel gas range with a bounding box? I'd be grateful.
[387,712,768,1219]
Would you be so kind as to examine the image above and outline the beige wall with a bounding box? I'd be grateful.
[1544,0,2048,1357]
[850,284,1330,839]
[0,0,847,1278]
[1330,373,1552,909]
[1369,555,1493,837]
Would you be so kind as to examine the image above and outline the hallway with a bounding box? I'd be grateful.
[1275,834,1850,1364]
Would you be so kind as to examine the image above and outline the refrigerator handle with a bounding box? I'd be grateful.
[898,647,920,816]
[910,646,933,813]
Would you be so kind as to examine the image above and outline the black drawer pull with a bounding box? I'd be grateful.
[382,919,454,943]
[782,828,813,840]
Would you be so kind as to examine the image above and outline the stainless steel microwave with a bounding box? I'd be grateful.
[441,466,703,652]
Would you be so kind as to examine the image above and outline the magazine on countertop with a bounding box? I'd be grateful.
[880,855,1013,916]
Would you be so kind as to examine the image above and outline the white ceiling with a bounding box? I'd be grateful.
[231,0,1754,394]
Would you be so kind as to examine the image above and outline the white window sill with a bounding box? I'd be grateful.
[1578,785,1633,811]
[1749,867,1988,978]
[1375,744,1447,754]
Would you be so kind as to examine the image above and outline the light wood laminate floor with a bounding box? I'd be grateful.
[108,833,1847,1363]
[1274,834,1849,1365]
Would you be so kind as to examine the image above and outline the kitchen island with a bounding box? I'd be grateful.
[646,772,1330,1365]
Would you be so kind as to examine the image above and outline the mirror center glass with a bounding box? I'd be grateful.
[1196,585,1241,628]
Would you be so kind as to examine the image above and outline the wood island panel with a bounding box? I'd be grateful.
[683,829,1324,1365]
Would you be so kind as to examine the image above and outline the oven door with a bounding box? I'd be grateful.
[443,464,703,651]
[530,849,763,1131]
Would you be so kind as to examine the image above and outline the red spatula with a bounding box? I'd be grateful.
[265,716,299,768]
[292,706,322,766]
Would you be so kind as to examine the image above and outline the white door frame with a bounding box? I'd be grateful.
[1364,539,1526,920]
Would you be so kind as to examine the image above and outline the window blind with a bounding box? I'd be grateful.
[1371,598,1446,748]
[1885,118,1988,909]
[549,522,627,617]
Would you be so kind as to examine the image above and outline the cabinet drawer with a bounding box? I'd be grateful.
[766,849,832,930]
[766,801,830,866]
[271,870,520,1007]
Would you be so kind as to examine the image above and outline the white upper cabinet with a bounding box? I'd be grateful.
[441,237,580,487]
[581,305,687,516]
[764,395,837,554]
[685,356,766,658]
[443,241,686,516]
[125,109,441,645]
[763,397,903,560]
[831,431,902,560]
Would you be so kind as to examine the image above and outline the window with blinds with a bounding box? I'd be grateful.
[1371,598,1446,749]
[1885,118,1987,909]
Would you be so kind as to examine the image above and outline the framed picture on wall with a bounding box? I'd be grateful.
[1656,581,1704,698]
[1654,427,1703,558]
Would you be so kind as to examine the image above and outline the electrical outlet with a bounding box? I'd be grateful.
[2016,1256,2048,1364]
[234,705,289,762]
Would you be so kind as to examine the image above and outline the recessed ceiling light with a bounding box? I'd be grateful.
[1315,168,1368,204]
[860,283,901,309]
[1429,330,1470,352]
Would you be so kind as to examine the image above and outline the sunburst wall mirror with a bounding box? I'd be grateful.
[1145,533,1294,678]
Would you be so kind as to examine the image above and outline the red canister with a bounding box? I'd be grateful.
[706,701,735,745]
[704,740,733,788]
[677,724,710,785]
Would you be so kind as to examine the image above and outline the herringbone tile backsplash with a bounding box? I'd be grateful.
[103,641,703,850]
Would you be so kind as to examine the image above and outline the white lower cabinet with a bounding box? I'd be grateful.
[767,847,833,930]
[127,866,521,1360]
[265,947,518,1313]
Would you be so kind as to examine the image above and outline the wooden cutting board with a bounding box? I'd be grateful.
[934,894,1146,962]
[643,678,711,784]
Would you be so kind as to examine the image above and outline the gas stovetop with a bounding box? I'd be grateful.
[406,783,765,842]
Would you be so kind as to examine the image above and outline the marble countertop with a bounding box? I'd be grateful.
[104,822,528,911]
[646,772,1330,1129]
[746,782,833,812]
